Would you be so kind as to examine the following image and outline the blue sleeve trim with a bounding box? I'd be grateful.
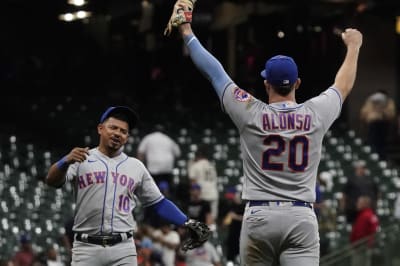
[151,198,188,226]
[184,34,233,102]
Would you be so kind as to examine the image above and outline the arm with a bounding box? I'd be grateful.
[46,147,89,187]
[333,28,363,100]
[179,23,234,101]
[62,234,72,256]
[151,198,188,226]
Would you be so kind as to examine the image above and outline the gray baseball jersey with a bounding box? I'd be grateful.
[222,84,342,202]
[65,148,164,234]
[223,84,342,266]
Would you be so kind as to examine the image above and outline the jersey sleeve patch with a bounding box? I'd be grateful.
[234,88,252,102]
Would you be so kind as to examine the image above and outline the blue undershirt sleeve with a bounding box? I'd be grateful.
[183,34,234,102]
[151,198,188,226]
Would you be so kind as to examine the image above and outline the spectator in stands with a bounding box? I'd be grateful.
[340,160,379,224]
[137,124,181,198]
[184,183,213,226]
[151,221,181,266]
[360,90,396,160]
[350,195,379,266]
[220,186,245,263]
[45,247,64,266]
[12,233,35,266]
[0,259,14,266]
[135,225,163,266]
[184,241,222,266]
[188,144,219,221]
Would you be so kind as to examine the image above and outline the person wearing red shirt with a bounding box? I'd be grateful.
[350,195,379,266]
[12,234,35,266]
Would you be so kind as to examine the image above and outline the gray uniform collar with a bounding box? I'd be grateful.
[269,101,302,110]
[92,147,126,162]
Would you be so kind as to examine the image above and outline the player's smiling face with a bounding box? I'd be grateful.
[98,117,129,152]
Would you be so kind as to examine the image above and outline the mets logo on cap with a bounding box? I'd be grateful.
[234,88,251,102]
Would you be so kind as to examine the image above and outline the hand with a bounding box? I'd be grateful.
[181,219,211,251]
[65,147,89,164]
[341,28,363,50]
[164,0,196,36]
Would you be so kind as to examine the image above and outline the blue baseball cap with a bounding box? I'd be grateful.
[20,233,31,244]
[191,183,201,190]
[158,181,169,191]
[100,106,138,129]
[260,55,298,86]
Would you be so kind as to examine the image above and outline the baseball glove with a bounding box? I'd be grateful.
[164,0,197,36]
[181,219,211,251]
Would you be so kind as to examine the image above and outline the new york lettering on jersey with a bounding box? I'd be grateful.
[67,148,163,234]
[76,169,136,192]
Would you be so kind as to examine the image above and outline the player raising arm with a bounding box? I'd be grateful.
[45,106,210,266]
[165,1,362,265]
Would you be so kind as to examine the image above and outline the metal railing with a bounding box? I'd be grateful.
[320,223,400,266]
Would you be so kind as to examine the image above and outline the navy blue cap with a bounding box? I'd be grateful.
[100,106,138,129]
[20,233,31,244]
[260,55,298,86]
[158,181,169,191]
[191,183,201,190]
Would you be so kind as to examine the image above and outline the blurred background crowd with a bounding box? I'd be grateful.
[1,0,400,265]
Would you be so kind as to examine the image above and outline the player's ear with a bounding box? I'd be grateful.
[97,123,103,135]
[294,78,301,90]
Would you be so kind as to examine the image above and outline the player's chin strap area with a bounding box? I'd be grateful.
[74,232,133,247]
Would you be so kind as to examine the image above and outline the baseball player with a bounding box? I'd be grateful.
[45,106,210,266]
[165,1,363,265]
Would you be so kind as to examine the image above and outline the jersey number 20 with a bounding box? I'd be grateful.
[262,135,309,172]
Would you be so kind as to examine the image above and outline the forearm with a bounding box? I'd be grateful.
[151,198,188,226]
[180,24,234,101]
[46,156,70,187]
[333,46,360,100]
[46,163,67,187]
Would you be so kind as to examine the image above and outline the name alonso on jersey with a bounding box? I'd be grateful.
[262,113,312,131]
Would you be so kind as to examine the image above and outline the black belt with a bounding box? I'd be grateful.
[248,200,312,209]
[75,232,133,246]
